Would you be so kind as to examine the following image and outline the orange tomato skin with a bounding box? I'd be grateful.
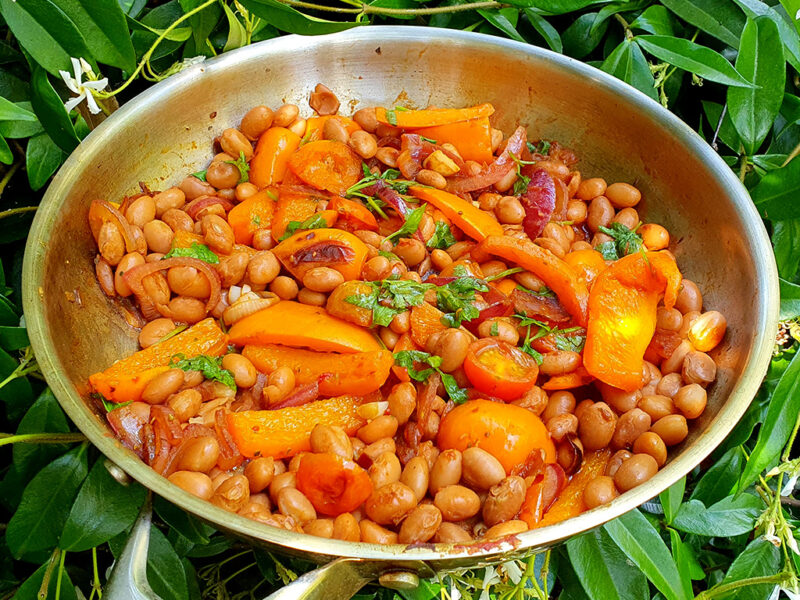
[287,140,362,196]
[437,399,555,473]
[463,339,539,401]
[250,127,301,189]
[296,452,373,516]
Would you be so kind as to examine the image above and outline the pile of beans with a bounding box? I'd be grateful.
[91,84,726,544]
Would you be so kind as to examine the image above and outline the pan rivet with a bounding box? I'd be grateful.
[379,571,419,590]
[104,459,131,485]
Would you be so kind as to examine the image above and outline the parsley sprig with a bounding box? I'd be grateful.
[515,313,586,357]
[346,278,434,327]
[509,151,538,195]
[426,221,457,249]
[597,222,643,260]
[394,350,468,404]
[169,353,236,390]
[279,213,329,241]
[163,242,219,264]
[226,151,250,184]
[384,205,426,245]
[437,265,489,328]
[527,140,552,155]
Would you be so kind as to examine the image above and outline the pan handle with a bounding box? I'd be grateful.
[261,558,373,600]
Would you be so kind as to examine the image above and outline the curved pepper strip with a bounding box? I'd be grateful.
[409,186,504,242]
[475,235,590,326]
[375,103,494,128]
[227,189,276,245]
[410,117,494,163]
[250,127,301,189]
[583,252,682,391]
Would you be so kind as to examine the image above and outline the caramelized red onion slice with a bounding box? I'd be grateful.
[398,133,466,179]
[269,374,330,409]
[88,199,137,253]
[364,179,410,217]
[447,126,527,194]
[184,195,235,220]
[511,287,571,323]
[520,169,556,241]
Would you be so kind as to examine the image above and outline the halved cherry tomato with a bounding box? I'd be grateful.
[295,452,373,516]
[463,339,539,401]
[437,399,555,473]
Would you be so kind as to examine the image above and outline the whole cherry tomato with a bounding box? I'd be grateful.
[295,452,373,516]
[437,399,555,473]
[463,339,539,401]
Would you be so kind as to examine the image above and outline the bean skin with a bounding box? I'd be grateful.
[364,482,416,525]
[461,447,505,490]
[401,456,430,502]
[482,476,526,527]
[578,402,617,450]
[175,436,220,472]
[434,522,473,543]
[429,449,462,495]
[399,504,443,544]
[434,485,481,521]
[360,520,398,544]
[169,471,214,499]
[613,454,658,492]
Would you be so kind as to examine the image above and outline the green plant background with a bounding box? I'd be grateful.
[1,1,800,599]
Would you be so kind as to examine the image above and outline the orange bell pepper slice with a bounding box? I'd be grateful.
[329,196,378,232]
[563,248,608,288]
[242,344,394,396]
[89,318,227,403]
[271,227,368,281]
[526,449,611,529]
[296,452,373,516]
[271,190,333,241]
[542,366,595,390]
[409,186,503,242]
[476,235,590,326]
[494,278,518,296]
[226,395,366,459]
[227,189,276,245]
[250,127,301,189]
[411,117,494,163]
[304,116,362,143]
[171,230,204,249]
[391,332,419,382]
[375,103,494,128]
[228,301,381,353]
[437,399,555,474]
[583,252,682,391]
[409,301,449,348]
[287,140,362,196]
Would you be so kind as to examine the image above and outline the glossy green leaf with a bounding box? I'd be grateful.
[12,389,70,480]
[0,101,44,139]
[0,346,35,422]
[600,39,658,101]
[566,528,648,600]
[672,494,764,537]
[30,66,80,154]
[9,560,78,600]
[507,0,610,14]
[660,0,745,48]
[739,348,800,490]
[589,0,649,35]
[6,444,88,558]
[238,0,361,34]
[690,446,745,506]
[604,510,689,600]
[222,2,247,52]
[0,326,28,350]
[779,278,800,320]
[60,461,146,551]
[368,0,417,21]
[148,526,189,600]
[523,9,562,52]
[659,477,685,524]
[179,0,223,53]
[478,8,525,42]
[772,219,800,280]
[635,36,754,88]
[562,12,609,58]
[26,132,65,191]
[668,528,704,596]
[751,156,800,220]
[0,97,36,122]
[0,136,11,164]
[153,496,214,545]
[733,0,800,72]
[126,13,192,43]
[727,17,785,155]
[716,538,781,600]
[779,0,800,35]
[49,0,135,71]
[0,0,95,75]
[702,101,741,151]
[630,5,676,36]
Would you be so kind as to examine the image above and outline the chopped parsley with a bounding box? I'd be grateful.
[226,151,250,183]
[509,151,537,195]
[490,321,499,336]
[346,278,434,327]
[96,394,132,412]
[384,205,426,245]
[192,170,207,181]
[597,222,643,260]
[378,249,400,261]
[169,353,236,390]
[393,350,468,404]
[163,242,219,264]
[420,135,438,144]
[528,140,552,155]
[436,265,489,328]
[516,283,555,297]
[515,313,586,354]
[426,221,457,250]
[485,267,525,282]
[346,165,416,200]
[279,213,329,241]
[385,109,398,126]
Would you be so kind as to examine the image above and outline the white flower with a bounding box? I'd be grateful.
[58,57,108,115]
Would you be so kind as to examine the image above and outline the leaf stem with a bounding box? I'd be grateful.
[782,139,800,167]
[91,546,103,599]
[0,206,37,221]
[0,161,22,199]
[97,0,217,99]
[0,349,40,392]
[38,548,61,600]
[695,572,790,600]
[738,152,748,183]
[0,432,88,447]
[276,0,508,15]
[55,550,66,600]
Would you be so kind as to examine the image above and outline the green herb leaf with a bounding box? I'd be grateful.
[440,372,468,404]
[393,350,467,403]
[426,221,457,249]
[163,242,220,264]
[192,170,207,181]
[659,0,745,48]
[490,321,499,336]
[717,538,781,600]
[485,267,525,282]
[279,213,329,241]
[347,279,434,327]
[385,109,398,126]
[385,205,426,245]
[436,265,488,327]
[671,494,764,537]
[226,150,251,183]
[598,222,643,257]
[100,396,133,412]
[169,353,236,390]
[420,135,438,144]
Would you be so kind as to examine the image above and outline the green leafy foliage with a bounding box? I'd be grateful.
[163,241,220,263]
[169,353,236,389]
[346,277,433,326]
[393,349,467,403]
[278,212,329,241]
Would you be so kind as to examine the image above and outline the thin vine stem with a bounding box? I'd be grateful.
[0,432,88,447]
[277,0,508,15]
[695,572,791,600]
[0,161,22,198]
[0,206,38,221]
